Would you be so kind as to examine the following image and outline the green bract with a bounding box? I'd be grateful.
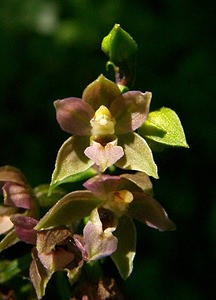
[139,107,189,148]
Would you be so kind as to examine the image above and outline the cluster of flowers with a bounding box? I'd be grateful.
[0,25,188,299]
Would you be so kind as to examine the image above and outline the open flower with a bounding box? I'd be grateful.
[51,75,158,189]
[35,172,175,279]
[80,173,175,277]
[0,166,39,250]
[30,227,83,299]
[0,166,83,300]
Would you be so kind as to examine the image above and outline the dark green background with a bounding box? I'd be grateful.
[0,0,215,299]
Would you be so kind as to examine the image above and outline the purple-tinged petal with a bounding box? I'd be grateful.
[38,249,74,272]
[120,172,153,195]
[83,208,118,261]
[10,215,38,244]
[82,74,121,111]
[69,277,124,299]
[0,214,14,235]
[0,166,26,187]
[0,206,17,234]
[83,174,121,199]
[37,227,72,254]
[54,97,94,135]
[84,140,124,172]
[3,182,32,209]
[30,247,52,300]
[73,234,88,261]
[110,91,151,134]
[128,192,176,231]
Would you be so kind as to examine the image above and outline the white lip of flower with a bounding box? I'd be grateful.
[103,190,134,217]
[90,105,116,136]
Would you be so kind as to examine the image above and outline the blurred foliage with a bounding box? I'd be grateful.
[0,0,215,299]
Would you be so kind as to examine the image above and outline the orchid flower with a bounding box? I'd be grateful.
[0,166,38,250]
[51,75,158,190]
[30,227,83,299]
[35,172,175,279]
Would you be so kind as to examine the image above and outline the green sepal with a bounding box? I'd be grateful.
[35,191,103,230]
[82,74,121,111]
[50,136,94,191]
[0,230,20,253]
[0,259,20,283]
[116,132,158,179]
[111,215,136,279]
[139,107,189,148]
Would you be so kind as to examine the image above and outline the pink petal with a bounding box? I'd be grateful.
[37,227,72,254]
[73,234,88,261]
[83,209,118,261]
[0,215,14,234]
[54,97,95,135]
[3,182,32,209]
[110,91,151,134]
[84,141,124,172]
[10,215,38,244]
[39,249,74,272]
[29,247,52,299]
[83,175,121,199]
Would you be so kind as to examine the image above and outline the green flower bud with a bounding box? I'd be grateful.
[102,24,137,63]
[101,24,137,88]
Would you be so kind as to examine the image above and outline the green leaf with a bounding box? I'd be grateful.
[111,215,136,279]
[0,259,20,283]
[35,191,102,230]
[139,107,189,148]
[116,132,158,179]
[0,230,20,252]
[50,136,94,191]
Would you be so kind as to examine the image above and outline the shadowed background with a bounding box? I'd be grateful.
[0,0,215,299]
